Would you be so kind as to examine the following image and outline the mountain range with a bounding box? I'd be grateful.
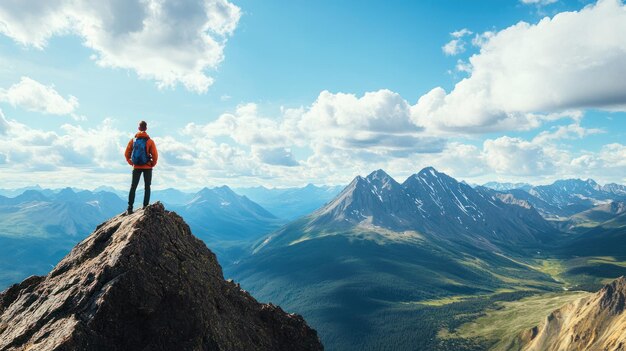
[491,179,626,220]
[227,168,626,350]
[0,188,127,290]
[0,185,282,289]
[230,168,566,349]
[3,168,626,350]
[84,184,343,220]
[482,182,532,191]
[169,186,285,264]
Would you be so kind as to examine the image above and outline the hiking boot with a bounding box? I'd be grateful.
[126,208,133,215]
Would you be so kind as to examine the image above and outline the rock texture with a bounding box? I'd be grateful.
[0,203,323,351]
[521,276,626,351]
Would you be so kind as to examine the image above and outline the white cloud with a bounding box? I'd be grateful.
[395,122,610,182]
[417,0,626,132]
[416,142,486,178]
[443,28,473,56]
[184,90,445,171]
[559,143,626,183]
[0,0,71,48]
[442,39,465,56]
[450,123,615,181]
[0,77,78,116]
[299,90,444,157]
[184,103,298,148]
[167,90,448,186]
[451,28,473,38]
[483,136,558,176]
[252,147,299,167]
[532,122,603,144]
[455,59,472,73]
[55,119,128,168]
[0,0,241,93]
[153,136,197,167]
[0,117,129,172]
[471,31,495,47]
[1,110,625,188]
[597,143,626,167]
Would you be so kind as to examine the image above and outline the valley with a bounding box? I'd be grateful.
[441,290,592,351]
[228,169,626,350]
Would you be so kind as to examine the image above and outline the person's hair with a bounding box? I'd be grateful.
[139,120,147,131]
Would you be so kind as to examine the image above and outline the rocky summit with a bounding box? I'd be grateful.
[0,203,323,351]
[521,276,626,351]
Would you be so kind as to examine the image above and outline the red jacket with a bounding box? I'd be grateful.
[125,132,158,169]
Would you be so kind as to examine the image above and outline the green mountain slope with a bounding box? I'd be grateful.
[228,168,562,350]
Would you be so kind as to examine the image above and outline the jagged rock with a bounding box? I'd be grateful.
[521,276,626,351]
[0,203,323,351]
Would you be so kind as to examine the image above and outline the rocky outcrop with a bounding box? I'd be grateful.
[0,203,323,351]
[521,276,626,351]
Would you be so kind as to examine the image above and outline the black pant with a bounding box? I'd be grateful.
[128,169,152,209]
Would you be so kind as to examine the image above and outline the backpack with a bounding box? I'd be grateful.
[131,137,150,165]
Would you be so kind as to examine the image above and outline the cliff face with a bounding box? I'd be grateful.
[521,276,626,351]
[0,203,323,351]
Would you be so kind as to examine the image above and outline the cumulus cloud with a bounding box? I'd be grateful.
[185,103,297,147]
[417,0,626,132]
[0,77,79,117]
[451,28,473,38]
[455,59,472,73]
[442,39,465,56]
[0,0,241,93]
[152,136,197,167]
[389,121,609,181]
[414,142,486,178]
[482,136,557,176]
[442,28,473,56]
[1,111,624,188]
[451,123,613,180]
[55,119,128,168]
[253,147,298,167]
[0,117,131,172]
[183,90,446,171]
[532,122,603,144]
[471,31,495,47]
[299,90,444,156]
[557,143,626,182]
[596,143,626,167]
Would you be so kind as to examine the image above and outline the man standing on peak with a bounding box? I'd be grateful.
[124,120,158,215]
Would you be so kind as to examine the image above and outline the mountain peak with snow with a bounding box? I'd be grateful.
[365,169,400,191]
[303,167,554,247]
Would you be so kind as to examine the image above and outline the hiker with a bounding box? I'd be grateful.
[124,120,158,215]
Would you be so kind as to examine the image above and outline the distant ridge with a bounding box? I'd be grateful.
[486,178,626,219]
[482,181,532,191]
[259,167,554,252]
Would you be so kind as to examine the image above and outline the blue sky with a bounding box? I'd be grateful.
[0,0,625,189]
